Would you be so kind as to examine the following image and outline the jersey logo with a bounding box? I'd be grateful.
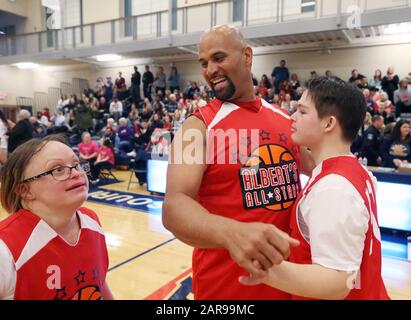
[239,144,300,211]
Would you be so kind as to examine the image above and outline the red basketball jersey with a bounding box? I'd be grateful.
[289,156,389,300]
[191,97,301,300]
[0,207,108,300]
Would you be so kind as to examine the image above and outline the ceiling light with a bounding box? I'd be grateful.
[301,1,316,7]
[95,54,122,62]
[14,62,40,69]
[383,23,411,35]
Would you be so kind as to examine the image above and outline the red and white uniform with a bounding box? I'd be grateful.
[290,156,389,300]
[191,97,301,300]
[0,207,108,300]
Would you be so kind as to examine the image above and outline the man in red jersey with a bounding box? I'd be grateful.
[240,77,389,300]
[163,25,314,300]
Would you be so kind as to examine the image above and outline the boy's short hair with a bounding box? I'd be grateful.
[307,77,366,142]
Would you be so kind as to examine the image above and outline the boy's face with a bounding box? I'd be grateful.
[291,91,327,148]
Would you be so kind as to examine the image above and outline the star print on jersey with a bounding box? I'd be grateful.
[279,133,288,144]
[260,130,271,141]
[54,287,67,300]
[75,270,86,286]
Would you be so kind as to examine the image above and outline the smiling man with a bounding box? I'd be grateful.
[162,25,314,300]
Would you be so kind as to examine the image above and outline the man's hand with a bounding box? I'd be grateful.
[224,221,299,278]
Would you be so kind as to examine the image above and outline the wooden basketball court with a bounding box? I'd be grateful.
[1,169,410,300]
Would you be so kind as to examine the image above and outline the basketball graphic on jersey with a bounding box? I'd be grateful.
[239,144,300,211]
[69,286,102,300]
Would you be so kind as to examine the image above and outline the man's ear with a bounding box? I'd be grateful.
[15,183,35,201]
[244,46,253,67]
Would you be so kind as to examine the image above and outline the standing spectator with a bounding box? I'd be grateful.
[115,72,127,92]
[381,66,399,103]
[359,115,384,166]
[348,69,365,85]
[0,110,14,165]
[393,79,411,118]
[7,109,34,154]
[74,101,93,134]
[153,66,166,96]
[369,69,382,90]
[109,96,123,121]
[131,66,141,104]
[142,65,154,100]
[271,59,289,93]
[380,119,411,167]
[290,73,301,91]
[104,76,114,101]
[325,70,335,80]
[251,73,258,86]
[168,66,181,92]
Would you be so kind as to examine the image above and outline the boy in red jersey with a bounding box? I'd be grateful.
[0,135,113,300]
[240,77,389,300]
[163,25,315,300]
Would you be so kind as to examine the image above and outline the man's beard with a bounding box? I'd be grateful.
[212,77,236,101]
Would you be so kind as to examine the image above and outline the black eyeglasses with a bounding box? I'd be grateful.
[21,162,90,183]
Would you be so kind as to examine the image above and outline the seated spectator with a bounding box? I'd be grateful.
[172,110,184,135]
[8,110,34,153]
[375,92,393,116]
[279,79,293,95]
[351,112,372,155]
[363,89,376,115]
[117,117,134,153]
[51,110,67,127]
[163,115,172,132]
[358,77,369,90]
[280,94,292,114]
[186,82,200,100]
[359,115,384,166]
[394,79,411,118]
[37,111,49,127]
[102,126,120,152]
[133,119,151,147]
[90,138,116,184]
[30,116,47,138]
[109,95,123,121]
[263,88,275,103]
[129,103,139,122]
[166,94,178,115]
[380,119,411,168]
[78,132,99,167]
[149,113,164,131]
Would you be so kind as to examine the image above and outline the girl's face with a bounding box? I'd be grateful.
[22,142,89,212]
[400,123,411,138]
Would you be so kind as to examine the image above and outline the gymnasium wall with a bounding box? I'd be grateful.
[1,42,411,107]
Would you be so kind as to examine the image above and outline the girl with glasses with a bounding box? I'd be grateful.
[0,134,113,300]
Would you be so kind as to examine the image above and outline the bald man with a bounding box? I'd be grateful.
[163,25,314,300]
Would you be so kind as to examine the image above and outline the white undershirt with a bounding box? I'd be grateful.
[0,239,16,300]
[298,163,375,272]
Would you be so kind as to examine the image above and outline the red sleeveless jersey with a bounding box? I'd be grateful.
[191,97,301,300]
[0,207,108,300]
[289,156,389,300]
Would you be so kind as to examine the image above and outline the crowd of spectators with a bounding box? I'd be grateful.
[2,61,411,185]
